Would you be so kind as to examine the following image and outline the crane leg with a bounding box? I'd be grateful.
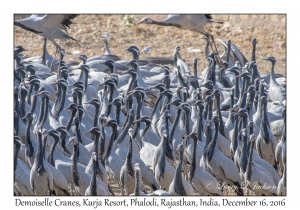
[206,33,224,68]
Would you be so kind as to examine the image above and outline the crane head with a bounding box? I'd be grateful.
[136,17,154,25]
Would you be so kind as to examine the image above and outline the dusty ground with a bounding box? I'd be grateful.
[14,14,285,196]
[14,14,286,75]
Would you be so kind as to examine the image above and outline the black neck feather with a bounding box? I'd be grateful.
[173,149,187,195]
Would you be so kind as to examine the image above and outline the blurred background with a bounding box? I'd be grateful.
[14,14,286,75]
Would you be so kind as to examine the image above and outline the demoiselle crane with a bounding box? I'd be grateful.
[137,15,223,64]
[14,14,78,56]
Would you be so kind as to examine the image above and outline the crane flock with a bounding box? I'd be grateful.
[14,14,286,196]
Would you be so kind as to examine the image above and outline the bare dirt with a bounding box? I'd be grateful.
[14,14,286,75]
[14,14,285,196]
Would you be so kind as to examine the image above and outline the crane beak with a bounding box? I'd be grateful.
[100,122,108,127]
[164,103,171,107]
[119,71,126,75]
[133,119,141,123]
[83,130,92,134]
[173,105,183,110]
[136,20,144,25]
[34,92,42,97]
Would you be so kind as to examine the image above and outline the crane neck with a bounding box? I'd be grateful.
[90,158,97,195]
[59,132,71,156]
[196,106,203,142]
[14,112,19,136]
[133,96,143,139]
[245,94,255,121]
[126,137,134,177]
[193,61,198,77]
[269,61,277,86]
[42,38,47,65]
[281,114,286,143]
[103,125,117,165]
[249,65,258,86]
[105,84,116,117]
[71,144,79,187]
[28,88,38,113]
[93,105,100,127]
[240,133,248,173]
[229,94,235,125]
[226,42,231,63]
[245,140,254,182]
[121,98,132,130]
[25,118,34,158]
[14,140,21,174]
[254,86,259,111]
[251,42,256,62]
[114,114,134,149]
[160,94,172,113]
[183,109,190,136]
[190,138,198,182]
[234,77,240,100]
[77,92,83,107]
[26,83,34,105]
[18,89,27,121]
[173,149,187,195]
[75,121,82,145]
[204,124,212,149]
[205,59,216,85]
[47,135,59,167]
[282,164,286,185]
[40,97,49,129]
[114,104,121,126]
[141,121,151,137]
[239,78,250,108]
[150,94,164,120]
[232,115,239,154]
[157,135,167,179]
[204,122,219,164]
[215,96,226,138]
[134,169,141,196]
[203,101,209,120]
[53,84,67,120]
[207,102,213,121]
[66,109,76,131]
[176,68,187,88]
[260,102,270,144]
[92,132,100,156]
[37,97,45,127]
[99,118,106,163]
[35,132,46,176]
[104,39,111,55]
[127,74,137,94]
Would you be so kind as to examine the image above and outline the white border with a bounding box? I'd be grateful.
[3,0,296,209]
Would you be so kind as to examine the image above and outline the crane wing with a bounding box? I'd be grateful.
[40,14,77,30]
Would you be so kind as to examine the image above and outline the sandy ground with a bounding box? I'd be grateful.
[14,14,286,75]
[14,14,285,196]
